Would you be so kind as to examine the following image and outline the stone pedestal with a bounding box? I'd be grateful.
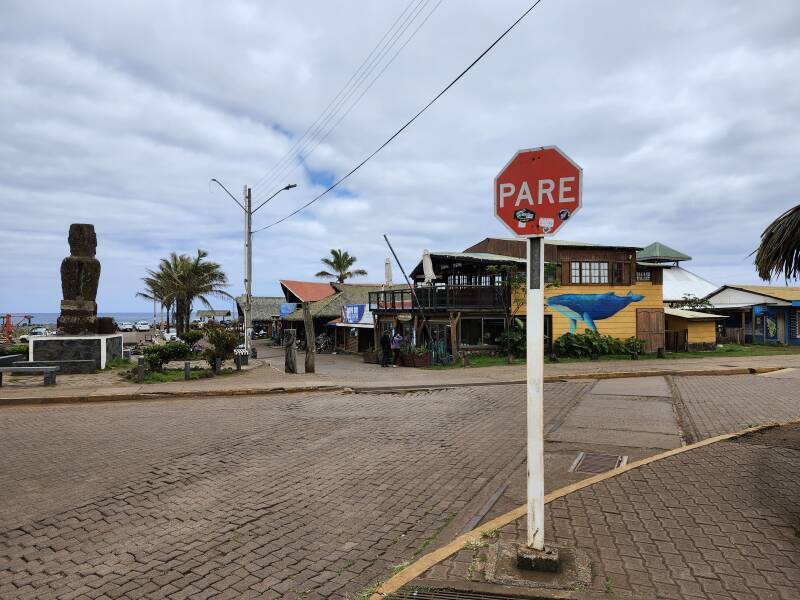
[516,545,560,572]
[29,334,123,371]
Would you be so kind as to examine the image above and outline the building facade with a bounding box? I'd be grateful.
[369,238,667,358]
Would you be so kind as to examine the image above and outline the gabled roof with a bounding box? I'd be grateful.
[637,242,691,263]
[279,280,337,303]
[664,307,726,321]
[283,283,406,321]
[715,285,800,303]
[662,266,717,302]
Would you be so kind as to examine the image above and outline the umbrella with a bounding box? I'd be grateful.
[422,249,436,284]
[385,258,393,285]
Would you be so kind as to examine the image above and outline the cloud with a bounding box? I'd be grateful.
[1,0,799,311]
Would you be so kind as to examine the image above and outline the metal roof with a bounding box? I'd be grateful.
[662,266,718,302]
[279,280,337,303]
[664,307,726,321]
[637,241,691,262]
[429,252,526,264]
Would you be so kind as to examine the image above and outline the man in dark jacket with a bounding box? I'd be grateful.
[380,330,392,367]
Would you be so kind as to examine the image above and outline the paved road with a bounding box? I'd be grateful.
[0,383,585,599]
[3,372,799,599]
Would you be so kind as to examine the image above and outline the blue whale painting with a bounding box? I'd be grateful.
[547,291,644,333]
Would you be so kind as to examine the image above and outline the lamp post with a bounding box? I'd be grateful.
[210,179,297,353]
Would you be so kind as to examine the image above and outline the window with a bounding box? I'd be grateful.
[570,262,609,284]
[460,318,508,347]
[460,318,482,346]
[636,269,652,282]
[544,262,559,284]
[795,311,800,338]
[483,319,506,345]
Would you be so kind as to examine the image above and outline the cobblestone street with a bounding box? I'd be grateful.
[3,371,800,599]
[0,383,585,599]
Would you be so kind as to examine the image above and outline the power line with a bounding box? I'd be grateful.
[252,0,442,205]
[251,0,425,197]
[253,0,546,234]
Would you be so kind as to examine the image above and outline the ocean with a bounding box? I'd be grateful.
[14,312,207,325]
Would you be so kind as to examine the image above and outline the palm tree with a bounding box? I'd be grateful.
[136,273,173,329]
[754,204,800,281]
[315,249,368,283]
[139,249,231,334]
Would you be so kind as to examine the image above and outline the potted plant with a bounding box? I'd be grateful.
[407,345,429,367]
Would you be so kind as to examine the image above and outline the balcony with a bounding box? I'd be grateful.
[369,285,506,313]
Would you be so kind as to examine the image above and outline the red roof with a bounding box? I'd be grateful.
[279,280,337,303]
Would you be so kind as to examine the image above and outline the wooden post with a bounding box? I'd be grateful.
[449,312,461,361]
[184,361,190,380]
[302,302,316,374]
[284,329,297,374]
[137,357,145,383]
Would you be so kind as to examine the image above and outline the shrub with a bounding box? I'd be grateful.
[203,324,241,367]
[178,330,204,345]
[142,341,191,371]
[554,329,644,358]
[0,343,28,356]
[496,327,526,357]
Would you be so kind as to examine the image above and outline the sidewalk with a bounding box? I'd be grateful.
[2,350,800,404]
[385,421,800,599]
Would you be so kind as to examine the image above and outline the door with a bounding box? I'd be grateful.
[777,312,787,344]
[636,308,665,353]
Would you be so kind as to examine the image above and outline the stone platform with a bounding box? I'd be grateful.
[28,334,122,371]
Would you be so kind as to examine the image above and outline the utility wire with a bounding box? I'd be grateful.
[253,0,545,234]
[251,0,423,196]
[252,0,442,205]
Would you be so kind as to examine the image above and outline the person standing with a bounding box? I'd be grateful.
[380,330,392,367]
[391,330,403,367]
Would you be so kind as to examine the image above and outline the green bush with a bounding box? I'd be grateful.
[554,329,644,358]
[178,330,204,345]
[142,341,191,371]
[496,327,526,357]
[203,324,241,367]
[0,344,28,356]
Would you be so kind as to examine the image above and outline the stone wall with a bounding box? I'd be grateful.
[32,338,102,368]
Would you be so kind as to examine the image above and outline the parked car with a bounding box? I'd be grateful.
[162,328,178,341]
[19,326,53,342]
[119,322,134,332]
[134,321,151,332]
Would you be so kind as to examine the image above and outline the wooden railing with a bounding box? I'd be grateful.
[369,285,506,312]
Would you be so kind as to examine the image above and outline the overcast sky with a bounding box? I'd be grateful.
[1,0,799,312]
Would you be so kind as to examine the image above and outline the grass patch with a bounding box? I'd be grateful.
[103,357,134,370]
[425,343,800,370]
[546,343,800,363]
[426,355,525,370]
[139,369,215,384]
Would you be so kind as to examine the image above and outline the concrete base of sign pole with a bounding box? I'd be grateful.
[516,545,560,572]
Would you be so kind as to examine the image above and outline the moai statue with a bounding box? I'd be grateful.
[57,224,101,335]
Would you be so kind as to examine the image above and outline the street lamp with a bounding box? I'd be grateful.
[210,179,297,354]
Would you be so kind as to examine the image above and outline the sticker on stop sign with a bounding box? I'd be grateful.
[494,146,582,237]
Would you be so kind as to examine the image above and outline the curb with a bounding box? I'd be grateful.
[0,366,784,407]
[0,384,344,407]
[370,419,787,599]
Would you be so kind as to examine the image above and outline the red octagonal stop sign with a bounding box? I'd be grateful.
[494,146,582,237]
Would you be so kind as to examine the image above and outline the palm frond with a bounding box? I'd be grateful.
[754,204,800,281]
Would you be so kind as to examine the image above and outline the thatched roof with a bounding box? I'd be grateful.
[235,296,285,321]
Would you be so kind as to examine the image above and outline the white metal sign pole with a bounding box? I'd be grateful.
[526,236,545,550]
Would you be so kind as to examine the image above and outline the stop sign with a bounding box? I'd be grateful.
[494,146,582,237]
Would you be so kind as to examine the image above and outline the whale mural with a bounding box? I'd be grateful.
[547,291,644,333]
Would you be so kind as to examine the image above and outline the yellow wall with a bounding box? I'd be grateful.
[665,316,716,344]
[514,282,663,339]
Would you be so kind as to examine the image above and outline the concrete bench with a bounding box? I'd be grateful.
[0,366,60,387]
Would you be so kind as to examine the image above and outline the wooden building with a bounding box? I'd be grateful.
[705,285,800,345]
[663,307,725,351]
[369,237,667,358]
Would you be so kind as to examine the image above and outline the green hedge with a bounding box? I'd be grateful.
[554,330,644,358]
[142,341,191,371]
[0,344,28,356]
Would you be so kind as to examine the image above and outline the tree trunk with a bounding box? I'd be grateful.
[506,315,513,365]
[302,302,315,374]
